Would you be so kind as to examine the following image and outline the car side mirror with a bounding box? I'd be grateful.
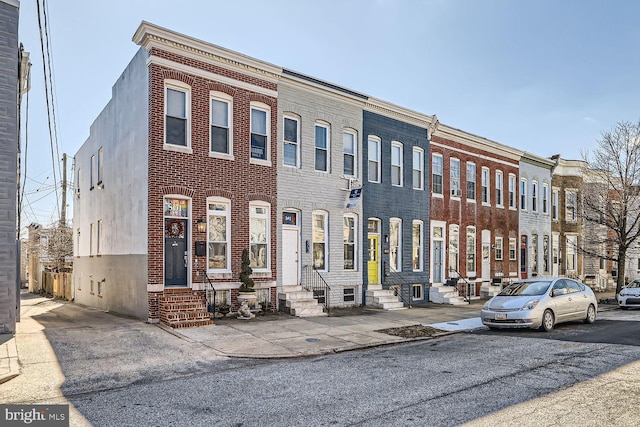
[552,288,567,297]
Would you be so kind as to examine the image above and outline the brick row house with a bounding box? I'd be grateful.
[73,22,619,327]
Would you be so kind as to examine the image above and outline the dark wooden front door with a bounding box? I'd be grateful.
[165,218,187,286]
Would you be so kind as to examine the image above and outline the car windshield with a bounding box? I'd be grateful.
[627,281,640,288]
[498,281,551,296]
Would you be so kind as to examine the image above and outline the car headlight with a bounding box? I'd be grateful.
[482,301,491,310]
[520,299,539,311]
[620,291,626,296]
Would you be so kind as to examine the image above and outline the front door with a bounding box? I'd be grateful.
[367,235,380,285]
[520,235,528,279]
[433,240,443,283]
[282,228,299,286]
[481,229,491,282]
[165,218,187,286]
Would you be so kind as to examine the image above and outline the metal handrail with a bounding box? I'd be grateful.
[301,265,331,314]
[203,271,217,317]
[447,267,474,304]
[383,262,413,308]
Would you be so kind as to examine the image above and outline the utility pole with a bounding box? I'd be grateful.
[61,153,66,227]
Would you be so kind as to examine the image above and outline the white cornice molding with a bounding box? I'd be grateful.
[364,97,435,131]
[279,74,368,108]
[433,124,523,161]
[429,141,520,169]
[147,55,277,98]
[520,152,556,169]
[1,0,19,9]
[133,21,281,84]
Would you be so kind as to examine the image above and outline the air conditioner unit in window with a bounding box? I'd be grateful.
[451,188,461,197]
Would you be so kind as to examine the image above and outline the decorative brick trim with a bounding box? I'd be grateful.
[161,69,195,86]
[203,188,234,199]
[208,81,238,97]
[160,185,196,198]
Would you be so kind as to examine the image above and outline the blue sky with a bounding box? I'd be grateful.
[17,0,640,229]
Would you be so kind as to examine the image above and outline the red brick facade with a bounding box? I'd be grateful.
[146,48,278,321]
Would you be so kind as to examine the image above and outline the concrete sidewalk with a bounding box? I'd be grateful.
[1,290,619,383]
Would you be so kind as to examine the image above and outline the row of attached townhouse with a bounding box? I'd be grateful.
[72,22,608,327]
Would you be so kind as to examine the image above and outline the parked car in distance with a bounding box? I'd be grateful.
[481,278,598,332]
[617,279,640,309]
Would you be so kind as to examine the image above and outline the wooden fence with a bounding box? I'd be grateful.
[42,272,73,301]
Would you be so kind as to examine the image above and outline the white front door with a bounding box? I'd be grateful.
[481,229,491,282]
[282,228,300,286]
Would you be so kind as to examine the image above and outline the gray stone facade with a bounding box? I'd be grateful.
[0,0,19,333]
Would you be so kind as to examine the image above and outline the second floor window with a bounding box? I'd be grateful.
[343,130,357,176]
[413,147,424,190]
[508,174,516,208]
[283,116,300,167]
[432,154,443,195]
[315,123,330,172]
[450,158,461,197]
[391,142,403,186]
[466,162,476,200]
[368,137,380,182]
[520,178,528,211]
[542,183,549,214]
[250,106,269,161]
[211,96,231,155]
[481,167,490,204]
[165,85,189,147]
[552,189,559,219]
[496,171,503,206]
[566,190,578,221]
[532,181,538,211]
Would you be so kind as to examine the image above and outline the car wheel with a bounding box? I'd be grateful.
[584,304,596,324]
[540,309,555,332]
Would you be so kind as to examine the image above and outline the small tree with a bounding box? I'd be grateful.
[582,120,640,295]
[238,249,255,292]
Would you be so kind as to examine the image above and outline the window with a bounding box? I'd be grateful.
[207,198,231,271]
[283,115,300,167]
[531,234,538,274]
[343,215,357,270]
[368,136,381,182]
[481,167,490,204]
[344,288,355,302]
[496,171,503,206]
[343,130,357,177]
[97,220,102,255]
[509,238,517,261]
[543,235,550,272]
[76,168,81,198]
[391,142,403,186]
[315,123,330,172]
[250,104,270,161]
[566,235,577,271]
[508,173,516,208]
[97,147,104,187]
[449,224,459,274]
[552,189,559,219]
[90,155,95,190]
[390,218,402,271]
[466,162,476,200]
[532,181,538,212]
[313,211,328,270]
[90,223,95,256]
[210,94,232,155]
[412,220,423,271]
[412,284,423,301]
[450,158,461,197]
[314,289,326,304]
[432,154,443,195]
[566,190,578,221]
[165,83,189,147]
[542,183,549,214]
[520,178,527,211]
[413,147,424,190]
[249,202,270,270]
[466,226,476,273]
[495,236,503,260]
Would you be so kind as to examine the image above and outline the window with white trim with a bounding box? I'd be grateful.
[466,226,476,273]
[207,198,231,271]
[313,211,328,270]
[481,167,490,204]
[250,103,270,162]
[531,234,538,273]
[412,284,423,301]
[368,136,380,182]
[249,202,270,270]
[542,183,549,214]
[449,224,459,274]
[543,235,550,272]
[412,220,423,271]
[552,189,559,219]
[432,153,443,195]
[165,82,190,147]
[509,237,517,261]
[343,214,357,270]
[343,130,357,177]
[315,122,330,172]
[495,236,503,260]
[283,115,300,167]
[210,92,232,155]
[566,190,578,221]
[391,141,403,186]
[532,181,538,212]
[508,173,516,208]
[520,178,527,211]
[390,218,402,271]
[466,162,476,200]
[566,234,577,271]
[450,158,461,197]
[496,171,504,206]
[413,147,424,190]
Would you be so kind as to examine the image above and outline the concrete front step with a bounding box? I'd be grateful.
[365,285,405,310]
[286,298,320,308]
[291,305,327,317]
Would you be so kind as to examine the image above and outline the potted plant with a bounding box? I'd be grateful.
[237,249,257,310]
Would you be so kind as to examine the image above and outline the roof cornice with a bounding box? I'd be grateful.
[0,0,19,8]
[433,123,523,161]
[364,98,435,131]
[132,21,282,84]
[521,151,557,169]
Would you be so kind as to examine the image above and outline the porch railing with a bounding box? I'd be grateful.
[383,261,413,308]
[447,267,475,304]
[302,265,331,314]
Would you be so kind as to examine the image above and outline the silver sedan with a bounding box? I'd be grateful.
[481,278,598,332]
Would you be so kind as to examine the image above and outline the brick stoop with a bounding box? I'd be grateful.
[159,291,214,328]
